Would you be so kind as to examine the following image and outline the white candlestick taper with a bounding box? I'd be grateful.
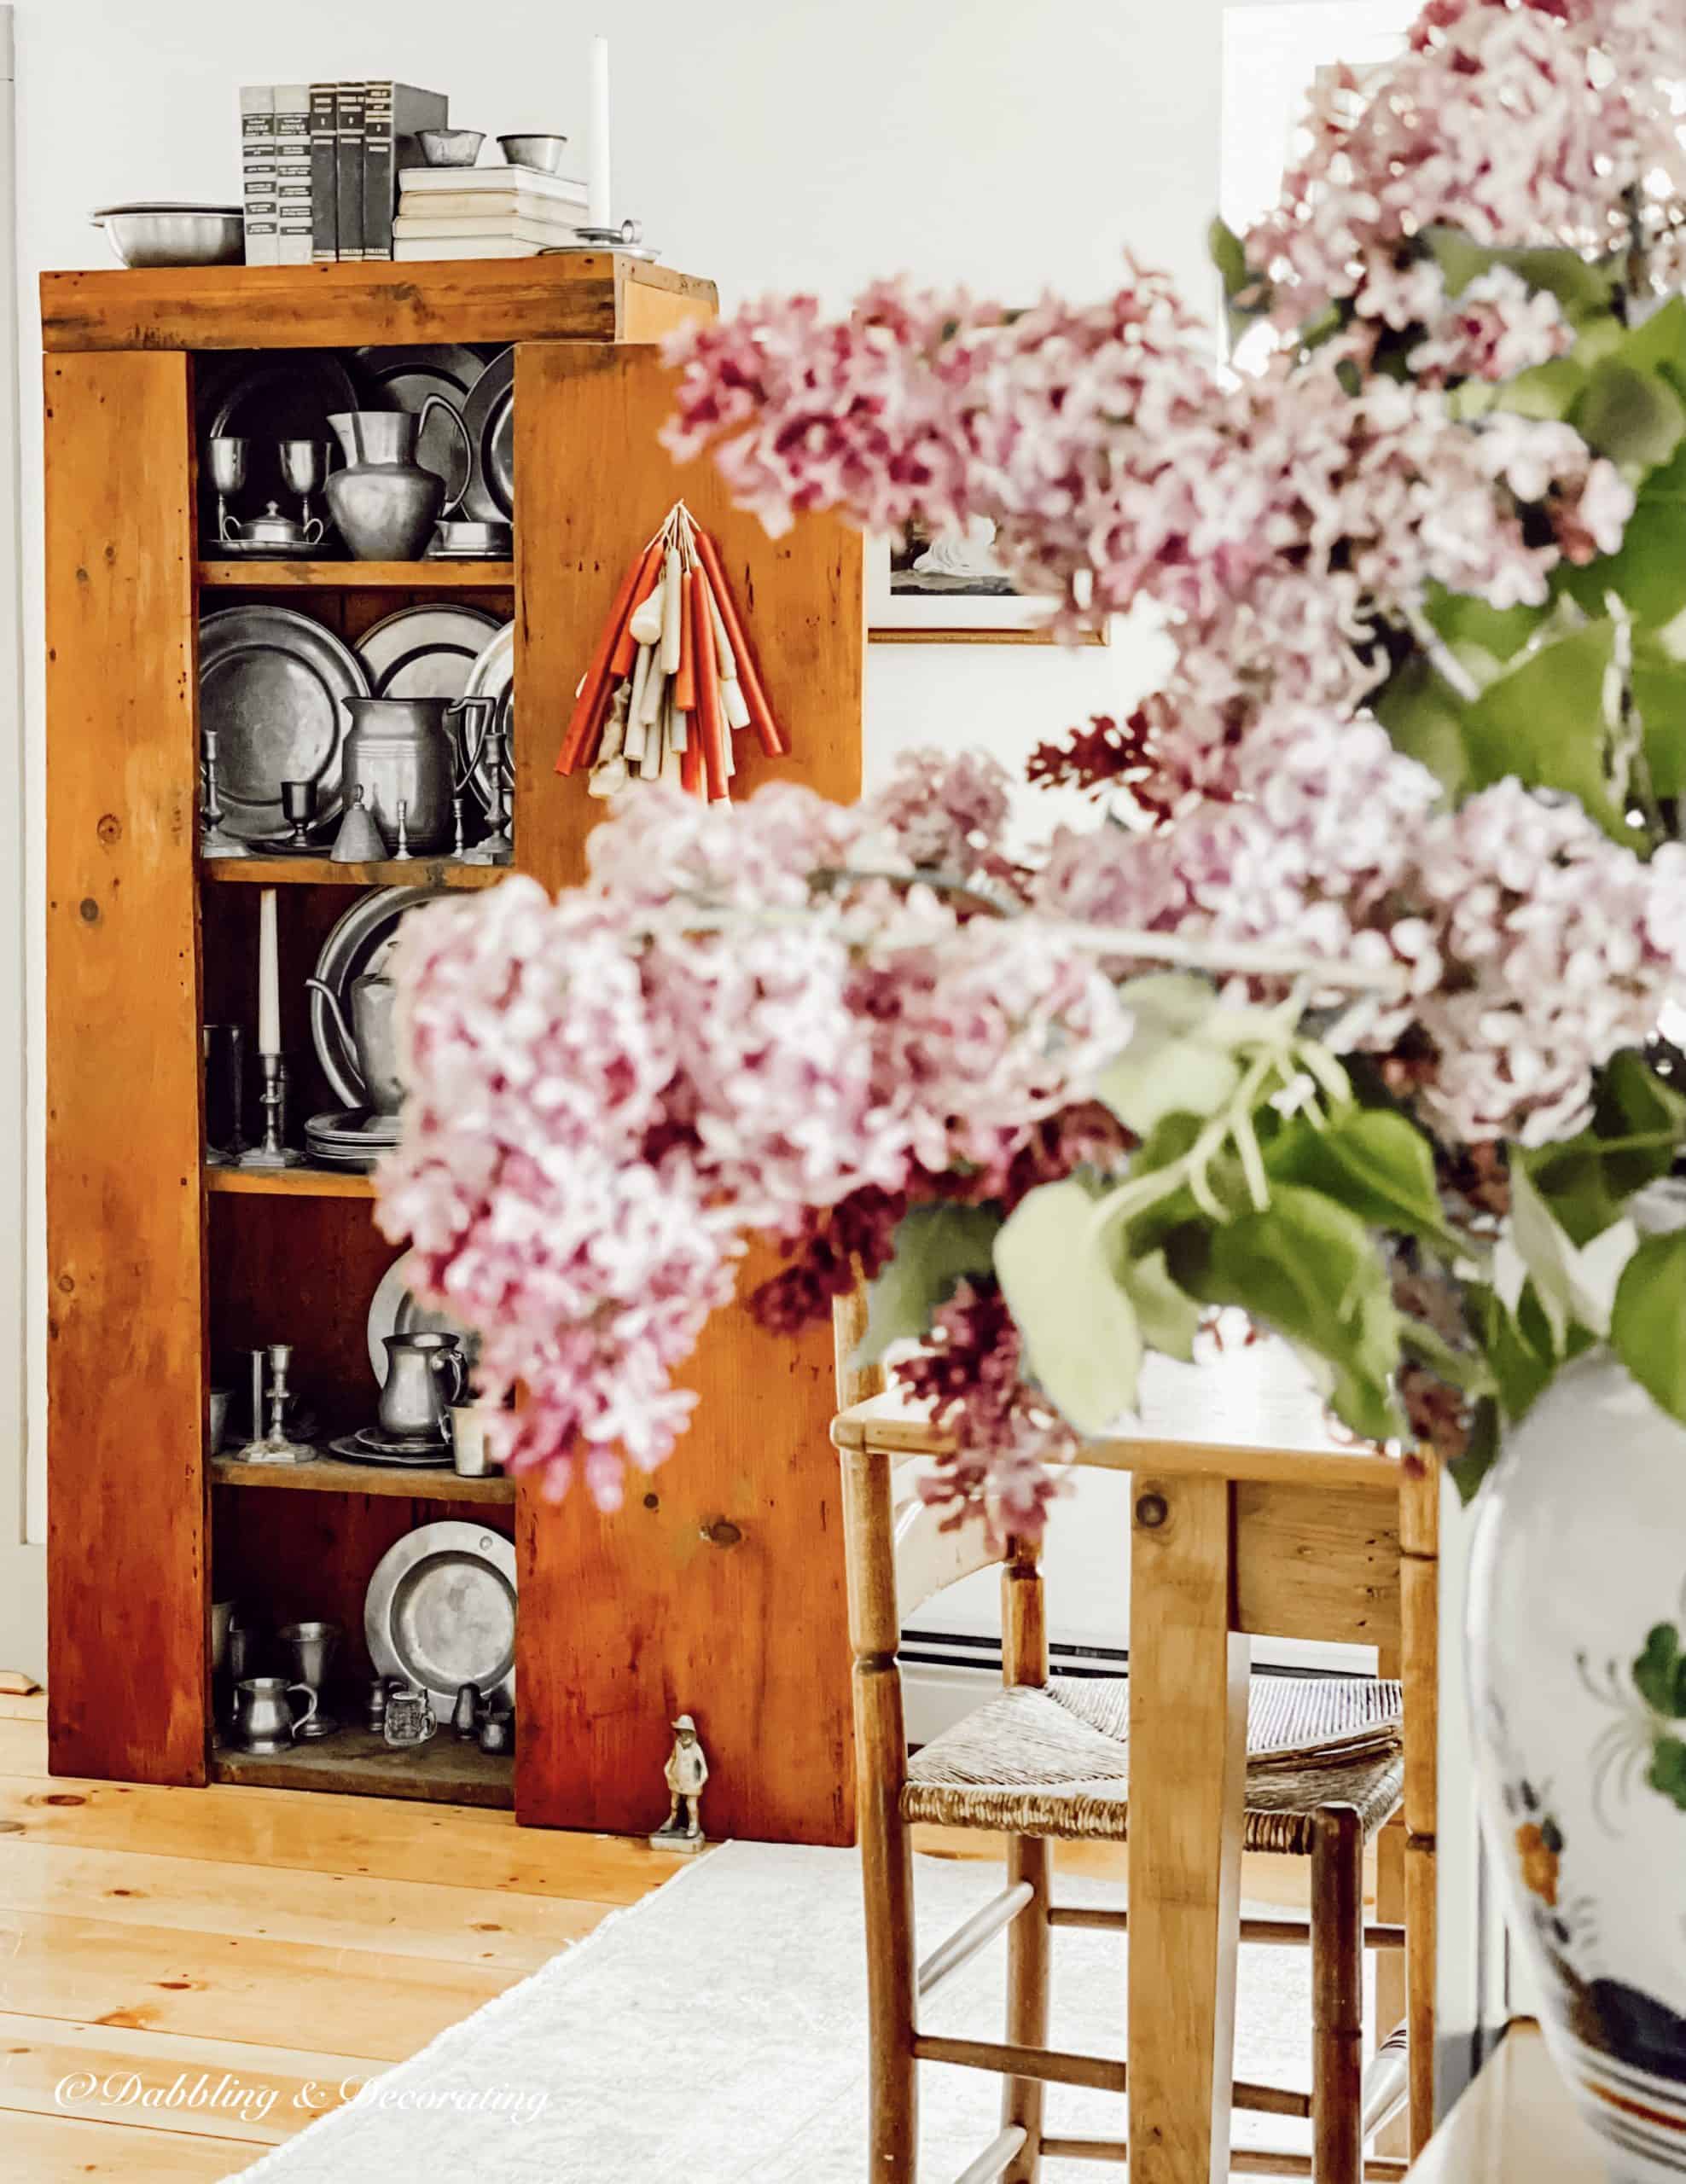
[257,887,281,1057]
[588,35,612,229]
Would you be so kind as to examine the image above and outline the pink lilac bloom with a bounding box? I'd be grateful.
[378,775,1131,1513]
[1244,0,1686,328]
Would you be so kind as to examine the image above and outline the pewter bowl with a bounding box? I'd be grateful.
[418,129,485,168]
[92,203,244,268]
[497,134,568,174]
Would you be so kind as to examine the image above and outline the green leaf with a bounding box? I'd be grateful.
[1450,1397,1502,1504]
[855,1201,1003,1367]
[1561,436,1686,628]
[1612,1228,1686,1424]
[1264,1107,1458,1250]
[1613,293,1686,381]
[1422,228,1624,317]
[1113,1245,1201,1362]
[1632,1623,1686,1717]
[1467,1282,1556,1425]
[1169,1185,1404,1443]
[1573,359,1686,470]
[1520,1052,1686,1245]
[995,1178,1143,1436]
[1210,216,1250,300]
[1509,1164,1617,1345]
[1646,1734,1686,1810]
[1633,636,1686,799]
[1494,357,1588,421]
[1462,624,1638,845]
[1422,584,1549,665]
[1095,975,1244,1136]
[1372,657,1476,801]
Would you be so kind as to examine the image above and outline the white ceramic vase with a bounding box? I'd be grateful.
[1468,1351,1686,2180]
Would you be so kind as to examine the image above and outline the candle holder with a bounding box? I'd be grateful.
[234,1343,317,1466]
[201,727,249,859]
[237,1053,304,1169]
[460,722,514,864]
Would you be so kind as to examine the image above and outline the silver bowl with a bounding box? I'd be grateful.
[91,204,244,269]
[418,128,485,168]
[497,133,568,175]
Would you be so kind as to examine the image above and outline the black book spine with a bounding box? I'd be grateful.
[310,84,338,262]
[334,80,365,261]
[363,83,449,262]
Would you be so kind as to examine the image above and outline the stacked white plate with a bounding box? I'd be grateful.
[305,1107,402,1171]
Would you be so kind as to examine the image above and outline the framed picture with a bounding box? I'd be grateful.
[869,518,1104,645]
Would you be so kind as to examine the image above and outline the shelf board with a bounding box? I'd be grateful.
[206,1164,375,1199]
[197,559,514,590]
[211,1451,514,1506]
[200,856,509,889]
[211,1722,514,1809]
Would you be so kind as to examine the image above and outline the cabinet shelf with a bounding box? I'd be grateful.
[206,1164,375,1199]
[197,559,514,590]
[211,1451,514,1506]
[211,1722,514,1809]
[200,856,509,889]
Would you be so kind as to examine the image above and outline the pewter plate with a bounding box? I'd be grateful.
[352,344,489,508]
[355,603,501,704]
[461,620,515,813]
[328,1432,455,1473]
[308,890,447,1108]
[368,1251,480,1383]
[198,607,369,842]
[364,1520,516,1713]
[460,347,514,522]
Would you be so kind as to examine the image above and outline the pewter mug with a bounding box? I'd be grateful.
[339,695,474,855]
[233,1676,317,1755]
[305,963,403,1115]
[378,1332,465,1442]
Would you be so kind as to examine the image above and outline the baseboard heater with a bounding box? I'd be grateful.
[900,1629,1368,1747]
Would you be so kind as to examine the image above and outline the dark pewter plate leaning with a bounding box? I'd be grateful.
[197,607,369,843]
[459,347,515,523]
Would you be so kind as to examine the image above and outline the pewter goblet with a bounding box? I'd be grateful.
[280,778,317,851]
[277,439,329,543]
[207,434,248,543]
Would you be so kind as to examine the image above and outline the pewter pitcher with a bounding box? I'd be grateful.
[305,964,403,1115]
[379,1332,465,1442]
[340,695,473,854]
[232,1676,317,1756]
[324,407,471,560]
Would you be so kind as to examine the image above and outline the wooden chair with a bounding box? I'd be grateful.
[832,1395,1439,2184]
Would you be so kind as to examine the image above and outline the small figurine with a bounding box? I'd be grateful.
[649,1712,709,1853]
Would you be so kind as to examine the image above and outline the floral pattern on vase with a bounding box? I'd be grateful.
[1469,1352,1686,2181]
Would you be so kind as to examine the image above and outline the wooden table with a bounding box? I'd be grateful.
[1405,2027,1602,2181]
[837,1346,1439,2184]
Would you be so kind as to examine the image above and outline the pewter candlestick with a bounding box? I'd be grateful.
[238,1052,304,1169]
[460,720,514,864]
[235,1342,317,1466]
[200,727,249,858]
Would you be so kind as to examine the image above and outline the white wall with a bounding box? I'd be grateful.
[9,0,1257,1571]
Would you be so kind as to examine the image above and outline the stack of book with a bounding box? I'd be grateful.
[239,80,448,265]
[393,166,590,261]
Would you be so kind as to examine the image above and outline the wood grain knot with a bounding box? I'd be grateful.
[1134,1491,1169,1530]
[96,813,122,844]
[78,898,99,923]
[700,1517,743,1548]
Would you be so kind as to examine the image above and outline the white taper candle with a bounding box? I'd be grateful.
[257,887,281,1057]
[588,36,612,229]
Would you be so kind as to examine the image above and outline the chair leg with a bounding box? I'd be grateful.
[1311,1805,1364,2184]
[858,1719,918,2179]
[1001,1835,1049,2183]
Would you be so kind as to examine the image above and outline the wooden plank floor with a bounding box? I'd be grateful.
[0,1692,690,2180]
[0,1691,1339,2180]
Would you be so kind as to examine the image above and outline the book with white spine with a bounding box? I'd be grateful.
[272,83,312,265]
[393,210,589,246]
[238,85,277,265]
[397,163,588,207]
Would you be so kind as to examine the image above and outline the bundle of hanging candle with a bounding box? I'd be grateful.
[554,501,788,802]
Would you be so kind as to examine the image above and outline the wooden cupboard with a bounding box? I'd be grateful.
[43,255,864,1844]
